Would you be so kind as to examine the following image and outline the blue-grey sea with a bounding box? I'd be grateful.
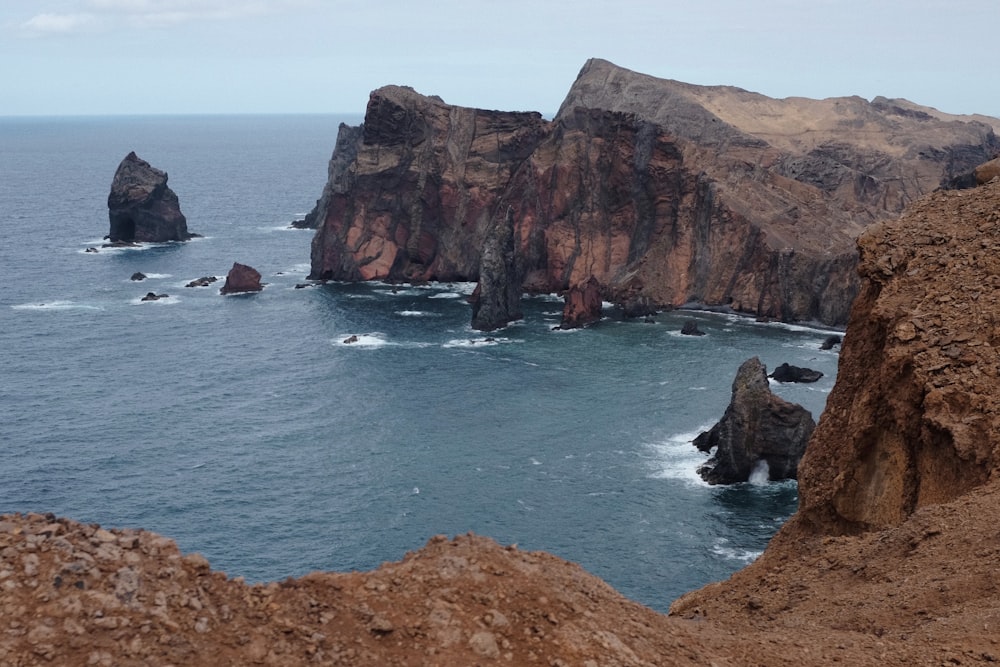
[0,114,840,613]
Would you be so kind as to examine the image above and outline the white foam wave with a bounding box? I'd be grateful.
[11,301,104,312]
[712,538,763,563]
[397,310,440,317]
[645,423,716,486]
[334,333,390,348]
[130,295,178,305]
[427,292,463,300]
[442,337,509,348]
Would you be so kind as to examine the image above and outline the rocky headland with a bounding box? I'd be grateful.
[107,152,193,244]
[4,177,1000,664]
[304,58,998,325]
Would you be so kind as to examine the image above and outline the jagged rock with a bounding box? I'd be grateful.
[107,152,191,243]
[140,292,168,301]
[618,294,658,319]
[343,335,359,344]
[130,272,147,281]
[219,263,263,295]
[819,334,842,350]
[471,205,523,331]
[769,363,824,383]
[185,276,218,288]
[305,59,998,325]
[557,276,603,329]
[680,320,706,336]
[693,357,816,484]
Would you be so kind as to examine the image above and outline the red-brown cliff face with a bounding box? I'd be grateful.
[307,59,998,325]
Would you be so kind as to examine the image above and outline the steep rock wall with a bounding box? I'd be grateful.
[307,60,999,325]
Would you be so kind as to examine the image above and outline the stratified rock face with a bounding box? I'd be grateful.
[471,206,523,331]
[788,180,1000,534]
[219,262,263,295]
[107,152,190,243]
[693,357,816,484]
[306,60,999,325]
[558,276,603,329]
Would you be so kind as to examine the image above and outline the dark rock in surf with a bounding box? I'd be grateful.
[557,276,603,329]
[107,152,192,244]
[471,205,523,331]
[219,263,263,295]
[769,363,824,383]
[130,272,147,281]
[693,357,815,484]
[140,292,168,301]
[820,334,842,350]
[186,276,218,288]
[680,320,706,336]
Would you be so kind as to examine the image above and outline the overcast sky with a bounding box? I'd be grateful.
[1,0,996,117]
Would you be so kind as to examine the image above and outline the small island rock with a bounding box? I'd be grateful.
[693,357,815,484]
[557,276,603,329]
[107,152,191,243]
[680,320,706,336]
[220,263,263,295]
[769,363,824,383]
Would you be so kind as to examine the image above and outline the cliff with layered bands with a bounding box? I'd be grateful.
[306,59,999,324]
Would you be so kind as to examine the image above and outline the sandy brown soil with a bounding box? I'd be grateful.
[4,181,1000,665]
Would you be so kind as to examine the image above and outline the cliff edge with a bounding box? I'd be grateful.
[5,181,1000,665]
[305,59,998,325]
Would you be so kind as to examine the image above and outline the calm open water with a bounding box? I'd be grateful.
[0,114,840,612]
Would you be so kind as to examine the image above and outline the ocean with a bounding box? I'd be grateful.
[0,114,840,613]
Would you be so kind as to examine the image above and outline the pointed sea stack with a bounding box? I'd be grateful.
[107,152,191,244]
[693,357,815,484]
[471,205,523,331]
[558,276,603,329]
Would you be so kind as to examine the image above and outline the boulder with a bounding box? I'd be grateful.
[557,276,603,329]
[769,363,824,383]
[976,157,1000,185]
[107,152,191,243]
[693,357,816,484]
[680,320,706,336]
[140,292,168,301]
[819,334,842,350]
[219,263,263,295]
[130,272,147,281]
[470,205,523,331]
[185,276,218,288]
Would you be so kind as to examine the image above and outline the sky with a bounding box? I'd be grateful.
[1,0,997,118]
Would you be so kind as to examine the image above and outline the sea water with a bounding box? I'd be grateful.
[0,114,840,612]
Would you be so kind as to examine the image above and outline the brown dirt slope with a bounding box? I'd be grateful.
[5,182,1000,665]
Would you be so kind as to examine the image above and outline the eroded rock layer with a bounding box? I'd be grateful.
[306,59,999,325]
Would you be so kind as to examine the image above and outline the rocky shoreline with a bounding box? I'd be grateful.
[4,179,1000,665]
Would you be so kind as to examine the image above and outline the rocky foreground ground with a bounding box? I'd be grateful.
[4,181,1000,665]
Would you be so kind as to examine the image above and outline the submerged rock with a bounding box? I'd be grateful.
[107,152,192,243]
[219,263,263,295]
[769,363,824,383]
[693,357,815,484]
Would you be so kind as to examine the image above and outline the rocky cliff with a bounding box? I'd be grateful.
[5,180,1000,665]
[305,59,999,325]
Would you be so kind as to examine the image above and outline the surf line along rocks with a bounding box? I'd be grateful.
[693,356,815,484]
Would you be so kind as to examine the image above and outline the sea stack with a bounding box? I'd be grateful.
[470,205,523,331]
[107,152,191,244]
[219,263,263,295]
[693,357,815,484]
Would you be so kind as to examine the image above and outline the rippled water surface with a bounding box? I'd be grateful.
[0,115,840,612]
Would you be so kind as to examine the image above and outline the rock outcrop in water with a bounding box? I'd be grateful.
[305,59,999,325]
[107,152,192,244]
[558,276,603,329]
[693,356,816,483]
[219,262,263,295]
[7,185,1000,666]
[470,205,523,331]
